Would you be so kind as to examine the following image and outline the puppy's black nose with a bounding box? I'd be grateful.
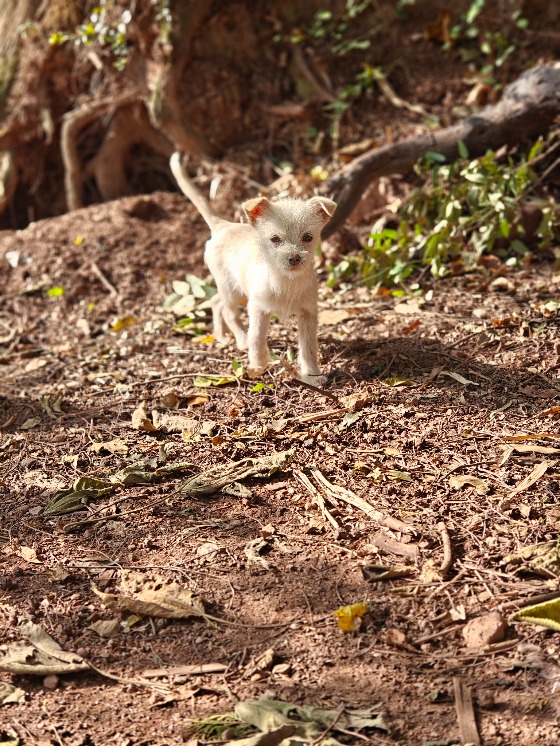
[287,254,302,267]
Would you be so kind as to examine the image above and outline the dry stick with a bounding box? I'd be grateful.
[499,588,560,612]
[308,704,346,746]
[287,378,340,404]
[311,469,413,534]
[437,521,453,577]
[91,260,118,297]
[294,470,340,531]
[453,677,481,746]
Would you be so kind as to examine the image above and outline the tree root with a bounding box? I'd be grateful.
[61,93,137,210]
[85,100,172,202]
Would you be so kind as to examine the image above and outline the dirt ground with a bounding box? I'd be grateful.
[2,12,560,746]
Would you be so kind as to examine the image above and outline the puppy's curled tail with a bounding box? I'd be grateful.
[170,152,221,230]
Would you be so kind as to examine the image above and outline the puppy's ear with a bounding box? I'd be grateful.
[308,196,337,223]
[243,197,271,225]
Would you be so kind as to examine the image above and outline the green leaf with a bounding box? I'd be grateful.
[251,382,274,393]
[46,286,65,297]
[457,140,469,159]
[425,150,446,164]
[231,359,244,378]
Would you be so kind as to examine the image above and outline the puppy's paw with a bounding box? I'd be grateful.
[248,349,270,370]
[246,366,266,379]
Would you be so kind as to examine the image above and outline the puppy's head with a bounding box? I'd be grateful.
[243,196,336,275]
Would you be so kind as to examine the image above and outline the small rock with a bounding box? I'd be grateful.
[196,542,220,557]
[463,611,507,648]
[489,276,516,293]
[43,674,60,690]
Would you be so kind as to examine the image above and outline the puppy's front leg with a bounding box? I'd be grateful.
[247,302,271,372]
[296,308,324,385]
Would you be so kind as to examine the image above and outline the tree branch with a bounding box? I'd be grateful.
[323,63,560,238]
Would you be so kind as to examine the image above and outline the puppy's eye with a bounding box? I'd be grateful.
[302,233,313,243]
[270,235,282,245]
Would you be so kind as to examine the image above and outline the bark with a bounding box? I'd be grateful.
[323,63,560,238]
[147,0,215,157]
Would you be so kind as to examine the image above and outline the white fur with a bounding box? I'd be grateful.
[170,153,336,384]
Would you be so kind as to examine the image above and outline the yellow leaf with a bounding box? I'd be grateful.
[382,377,417,387]
[333,601,369,632]
[515,598,560,631]
[194,375,236,388]
[112,316,137,332]
[74,235,84,245]
[195,335,215,344]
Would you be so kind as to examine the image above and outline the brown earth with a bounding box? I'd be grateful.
[1,10,560,746]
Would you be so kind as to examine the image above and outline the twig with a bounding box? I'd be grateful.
[292,45,337,103]
[294,470,340,532]
[499,588,560,612]
[309,703,346,746]
[287,378,340,404]
[0,415,15,430]
[91,260,118,297]
[311,469,414,533]
[446,330,486,350]
[453,677,481,746]
[437,521,453,577]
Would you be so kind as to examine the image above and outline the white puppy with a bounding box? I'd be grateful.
[170,153,336,384]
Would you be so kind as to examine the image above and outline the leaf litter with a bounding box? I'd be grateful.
[2,163,560,743]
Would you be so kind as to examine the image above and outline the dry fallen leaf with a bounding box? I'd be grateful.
[318,308,350,326]
[0,622,90,676]
[0,681,26,706]
[509,460,553,497]
[19,546,41,564]
[449,474,490,495]
[441,370,479,387]
[93,578,206,620]
[151,411,199,434]
[88,619,121,638]
[131,402,157,432]
[90,438,129,456]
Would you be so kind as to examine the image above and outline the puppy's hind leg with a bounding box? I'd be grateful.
[210,295,227,342]
[220,299,247,350]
